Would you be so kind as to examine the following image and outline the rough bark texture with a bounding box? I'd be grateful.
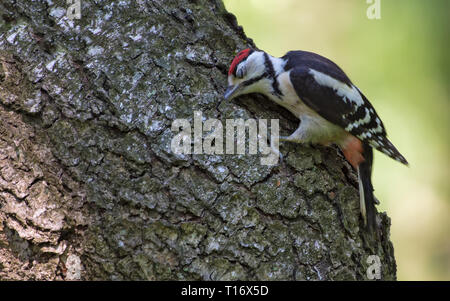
[0,0,396,280]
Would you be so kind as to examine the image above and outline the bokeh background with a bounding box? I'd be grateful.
[224,0,449,280]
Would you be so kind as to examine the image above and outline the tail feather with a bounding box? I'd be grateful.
[368,135,408,166]
[357,143,376,232]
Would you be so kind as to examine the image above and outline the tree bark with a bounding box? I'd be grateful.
[0,0,396,280]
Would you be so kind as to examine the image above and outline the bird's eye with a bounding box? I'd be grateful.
[236,67,246,78]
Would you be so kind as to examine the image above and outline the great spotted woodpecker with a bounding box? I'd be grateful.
[225,49,408,232]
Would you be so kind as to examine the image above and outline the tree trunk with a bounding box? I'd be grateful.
[0,0,396,280]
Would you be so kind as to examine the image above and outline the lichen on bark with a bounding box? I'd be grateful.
[0,0,396,280]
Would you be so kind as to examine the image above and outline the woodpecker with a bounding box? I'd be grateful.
[224,48,408,232]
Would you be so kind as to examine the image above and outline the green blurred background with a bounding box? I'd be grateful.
[224,0,449,280]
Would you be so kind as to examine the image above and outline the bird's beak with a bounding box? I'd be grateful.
[224,84,242,100]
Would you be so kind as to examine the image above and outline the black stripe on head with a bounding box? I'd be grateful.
[242,72,267,87]
[263,53,283,97]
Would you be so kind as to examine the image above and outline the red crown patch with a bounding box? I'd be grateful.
[228,48,253,76]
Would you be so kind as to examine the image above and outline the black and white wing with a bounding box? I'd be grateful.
[283,51,408,165]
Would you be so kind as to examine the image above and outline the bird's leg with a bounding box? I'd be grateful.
[274,122,308,162]
[280,122,306,143]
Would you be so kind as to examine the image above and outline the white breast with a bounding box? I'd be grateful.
[269,71,347,145]
[270,71,317,118]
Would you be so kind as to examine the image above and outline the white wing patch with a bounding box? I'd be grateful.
[309,69,364,106]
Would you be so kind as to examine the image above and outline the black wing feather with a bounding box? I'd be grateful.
[289,66,356,129]
[284,51,408,165]
[283,50,353,87]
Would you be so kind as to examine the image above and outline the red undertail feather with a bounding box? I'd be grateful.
[342,136,365,169]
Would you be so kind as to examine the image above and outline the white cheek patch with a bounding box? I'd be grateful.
[309,69,364,107]
[248,52,265,72]
[240,51,267,79]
